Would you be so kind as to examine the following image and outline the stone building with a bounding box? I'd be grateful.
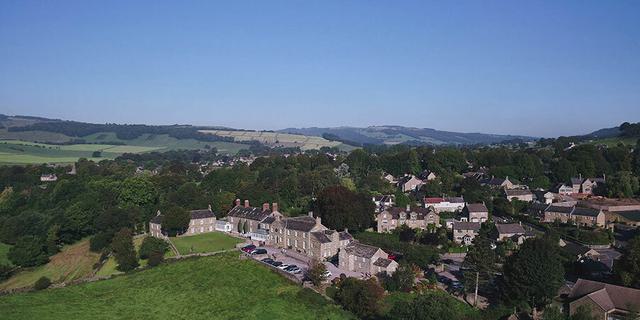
[338,242,398,275]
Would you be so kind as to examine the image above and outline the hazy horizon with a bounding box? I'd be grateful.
[2,1,639,137]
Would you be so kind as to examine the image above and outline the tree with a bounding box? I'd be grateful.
[542,306,565,320]
[387,291,479,320]
[111,228,139,272]
[307,259,328,287]
[334,277,385,319]
[394,190,410,208]
[161,206,190,236]
[0,264,13,281]
[45,224,61,255]
[118,176,158,209]
[315,185,375,231]
[138,236,169,260]
[34,276,51,290]
[147,251,164,267]
[396,224,417,243]
[500,237,564,309]
[8,236,48,267]
[462,229,497,295]
[383,263,416,292]
[614,234,640,288]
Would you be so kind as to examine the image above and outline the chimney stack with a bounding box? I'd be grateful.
[208,204,212,212]
[262,203,270,212]
[344,228,348,234]
[406,204,411,212]
[244,200,249,208]
[235,199,241,206]
[272,203,278,213]
[315,216,321,225]
[308,211,314,217]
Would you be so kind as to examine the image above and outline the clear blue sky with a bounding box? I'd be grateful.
[1,1,639,137]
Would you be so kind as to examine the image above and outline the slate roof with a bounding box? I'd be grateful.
[227,206,272,221]
[569,279,640,313]
[505,189,533,197]
[562,241,596,257]
[311,231,333,244]
[373,257,393,267]
[190,209,215,220]
[339,231,353,241]
[546,205,574,214]
[481,177,507,186]
[261,216,276,224]
[466,203,488,213]
[572,207,601,217]
[495,223,526,235]
[617,210,640,222]
[344,242,381,259]
[571,177,584,185]
[283,216,317,232]
[453,221,481,231]
[529,203,551,214]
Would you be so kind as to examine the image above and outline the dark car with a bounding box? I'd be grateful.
[261,258,274,264]
[251,248,267,255]
[271,261,283,267]
[241,245,256,253]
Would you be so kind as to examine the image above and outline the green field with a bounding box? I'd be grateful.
[170,232,243,255]
[0,239,99,290]
[0,243,12,266]
[199,129,345,150]
[0,252,354,320]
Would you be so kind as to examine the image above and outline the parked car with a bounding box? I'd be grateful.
[261,258,274,264]
[277,264,290,270]
[271,261,283,267]
[285,265,301,274]
[323,270,332,278]
[241,245,256,253]
[250,248,267,255]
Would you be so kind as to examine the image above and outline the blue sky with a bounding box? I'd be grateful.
[1,1,639,137]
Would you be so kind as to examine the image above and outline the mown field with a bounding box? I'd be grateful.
[199,129,346,150]
[170,232,243,255]
[0,252,355,320]
[0,239,99,290]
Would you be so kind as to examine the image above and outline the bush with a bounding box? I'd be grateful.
[147,251,164,267]
[89,232,113,252]
[8,236,49,267]
[0,264,13,281]
[34,276,51,290]
[139,237,169,259]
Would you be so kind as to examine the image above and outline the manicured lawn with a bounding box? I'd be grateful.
[0,239,99,290]
[171,232,243,255]
[0,252,355,320]
[0,242,12,266]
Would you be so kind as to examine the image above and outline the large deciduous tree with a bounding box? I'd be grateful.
[334,277,385,319]
[500,237,564,309]
[462,227,497,294]
[8,236,49,267]
[111,228,139,272]
[615,234,640,289]
[161,206,190,236]
[315,185,374,232]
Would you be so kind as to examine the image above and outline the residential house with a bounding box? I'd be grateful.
[419,170,437,181]
[533,190,555,204]
[495,223,534,244]
[423,196,466,213]
[568,279,640,320]
[452,221,481,245]
[464,203,489,223]
[40,174,57,182]
[227,200,281,235]
[554,183,575,195]
[149,206,217,238]
[215,220,233,232]
[480,176,514,189]
[373,195,395,210]
[543,205,606,227]
[504,189,534,202]
[528,202,551,219]
[376,206,440,233]
[560,240,601,262]
[397,174,424,192]
[383,173,397,184]
[338,242,398,275]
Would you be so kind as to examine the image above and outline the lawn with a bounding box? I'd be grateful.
[171,232,243,255]
[0,252,355,320]
[0,239,99,290]
[0,243,12,266]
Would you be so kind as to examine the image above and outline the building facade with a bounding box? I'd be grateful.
[376,206,440,233]
[338,242,398,275]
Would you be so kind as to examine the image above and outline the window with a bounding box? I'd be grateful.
[303,233,306,238]
[303,242,306,249]
[287,230,290,235]
[294,231,298,237]
[200,220,204,225]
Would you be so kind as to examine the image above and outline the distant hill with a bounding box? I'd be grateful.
[582,126,621,139]
[279,126,536,146]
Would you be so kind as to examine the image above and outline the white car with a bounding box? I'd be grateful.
[323,270,332,278]
[277,264,290,270]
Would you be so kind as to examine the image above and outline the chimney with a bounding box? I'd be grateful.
[235,199,240,206]
[208,204,212,212]
[244,200,249,208]
[344,228,348,234]
[272,203,278,213]
[315,216,321,225]
[156,210,161,216]
[406,204,411,212]
[308,211,314,217]
[262,203,270,212]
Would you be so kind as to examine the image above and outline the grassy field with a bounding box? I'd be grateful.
[199,129,343,150]
[0,239,99,290]
[585,136,638,147]
[82,132,248,153]
[0,252,354,320]
[0,243,12,266]
[170,232,243,255]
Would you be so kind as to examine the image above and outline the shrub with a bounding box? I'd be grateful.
[89,232,113,252]
[34,276,51,290]
[147,251,164,267]
[139,237,169,259]
[8,236,49,267]
[0,264,13,281]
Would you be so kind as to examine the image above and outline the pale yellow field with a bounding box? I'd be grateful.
[199,130,341,150]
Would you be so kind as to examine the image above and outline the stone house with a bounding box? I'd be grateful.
[464,203,489,223]
[397,174,424,193]
[533,190,555,204]
[227,200,281,235]
[373,195,395,210]
[149,206,217,238]
[419,170,437,181]
[555,183,575,195]
[338,242,398,275]
[504,189,534,202]
[495,223,534,244]
[543,205,606,227]
[480,176,514,189]
[215,220,232,232]
[376,206,440,233]
[452,221,481,245]
[568,279,640,320]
